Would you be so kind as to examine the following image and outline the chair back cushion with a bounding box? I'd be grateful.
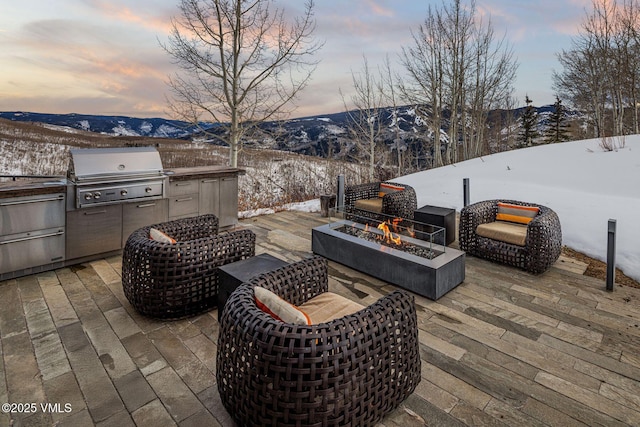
[476,221,528,246]
[299,292,365,324]
[354,198,383,213]
[254,287,311,325]
[496,202,540,224]
[378,182,404,198]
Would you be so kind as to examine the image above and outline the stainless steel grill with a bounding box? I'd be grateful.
[67,147,166,209]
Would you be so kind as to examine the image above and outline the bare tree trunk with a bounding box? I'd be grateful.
[163,0,322,168]
[341,56,385,181]
[379,55,404,175]
[400,0,516,168]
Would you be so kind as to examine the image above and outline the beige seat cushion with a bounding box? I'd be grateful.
[476,221,528,247]
[354,198,383,213]
[299,292,365,324]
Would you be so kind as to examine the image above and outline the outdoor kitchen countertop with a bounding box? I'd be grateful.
[164,165,245,180]
[0,177,68,199]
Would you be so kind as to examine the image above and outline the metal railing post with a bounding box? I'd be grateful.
[463,178,470,207]
[337,175,345,213]
[606,219,616,291]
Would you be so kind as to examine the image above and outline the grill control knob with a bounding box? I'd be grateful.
[120,189,128,196]
[145,187,153,193]
[84,193,93,200]
[93,191,102,199]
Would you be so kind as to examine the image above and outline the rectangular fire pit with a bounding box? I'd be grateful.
[312,220,465,300]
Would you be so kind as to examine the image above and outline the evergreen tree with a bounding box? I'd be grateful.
[519,95,538,147]
[543,96,571,143]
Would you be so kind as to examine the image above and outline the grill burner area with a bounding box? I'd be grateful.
[68,147,165,209]
[76,179,164,206]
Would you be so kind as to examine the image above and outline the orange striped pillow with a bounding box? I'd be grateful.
[496,202,540,225]
[378,182,404,198]
[254,286,311,325]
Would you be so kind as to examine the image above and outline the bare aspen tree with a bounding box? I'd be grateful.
[440,0,475,165]
[466,16,517,159]
[400,0,516,167]
[554,0,640,138]
[400,4,445,167]
[554,47,606,137]
[341,56,386,181]
[588,0,624,135]
[620,0,640,133]
[379,55,404,176]
[163,0,322,167]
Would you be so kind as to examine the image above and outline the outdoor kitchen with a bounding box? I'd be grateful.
[0,146,244,281]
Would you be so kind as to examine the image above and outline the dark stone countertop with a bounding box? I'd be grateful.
[0,166,244,198]
[164,166,245,181]
[0,177,68,199]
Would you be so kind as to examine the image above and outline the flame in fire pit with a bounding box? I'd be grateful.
[336,220,442,260]
[377,221,402,245]
[357,218,415,247]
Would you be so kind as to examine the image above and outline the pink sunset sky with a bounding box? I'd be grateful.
[0,0,591,119]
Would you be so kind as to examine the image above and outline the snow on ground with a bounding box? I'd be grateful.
[395,136,640,282]
[243,135,639,281]
[239,199,320,219]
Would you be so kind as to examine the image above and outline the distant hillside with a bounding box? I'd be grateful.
[0,111,216,139]
[0,117,369,212]
[1,105,585,168]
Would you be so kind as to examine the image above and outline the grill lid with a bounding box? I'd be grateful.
[68,147,164,181]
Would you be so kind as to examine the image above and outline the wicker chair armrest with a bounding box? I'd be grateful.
[155,214,220,240]
[141,228,255,271]
[382,183,417,219]
[462,200,497,225]
[525,207,563,273]
[202,229,256,259]
[247,255,328,306]
[361,289,418,328]
[459,200,497,252]
[345,182,381,207]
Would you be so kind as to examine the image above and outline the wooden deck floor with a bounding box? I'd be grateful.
[1,211,639,426]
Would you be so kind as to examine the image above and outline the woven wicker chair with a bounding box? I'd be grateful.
[459,200,562,274]
[217,256,421,427]
[344,181,417,222]
[122,214,255,319]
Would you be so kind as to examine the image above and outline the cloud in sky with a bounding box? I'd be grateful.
[0,0,593,118]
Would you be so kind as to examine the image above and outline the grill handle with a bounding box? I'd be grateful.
[0,230,65,245]
[0,195,64,206]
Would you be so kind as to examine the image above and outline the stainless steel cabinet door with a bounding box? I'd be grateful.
[66,204,122,260]
[122,199,168,246]
[0,228,65,274]
[219,177,238,227]
[199,178,220,217]
[0,193,65,235]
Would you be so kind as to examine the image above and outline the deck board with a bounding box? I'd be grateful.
[1,210,639,426]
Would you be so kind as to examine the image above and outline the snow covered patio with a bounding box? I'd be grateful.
[1,210,639,426]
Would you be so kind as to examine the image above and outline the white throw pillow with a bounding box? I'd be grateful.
[149,228,176,244]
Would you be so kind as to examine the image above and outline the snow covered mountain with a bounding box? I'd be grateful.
[0,111,215,139]
[0,105,582,164]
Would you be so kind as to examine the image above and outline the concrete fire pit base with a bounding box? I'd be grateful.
[312,220,465,300]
